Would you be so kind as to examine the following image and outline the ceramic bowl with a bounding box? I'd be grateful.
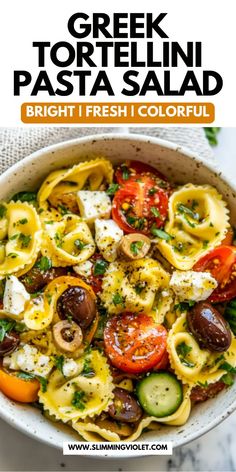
[0,133,235,453]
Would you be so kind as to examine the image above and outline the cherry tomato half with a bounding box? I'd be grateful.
[152,349,170,371]
[115,160,170,190]
[112,178,169,234]
[0,368,40,403]
[104,312,167,374]
[194,246,236,302]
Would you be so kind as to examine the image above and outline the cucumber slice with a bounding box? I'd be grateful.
[136,372,183,418]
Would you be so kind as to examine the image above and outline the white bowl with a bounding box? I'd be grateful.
[0,133,236,453]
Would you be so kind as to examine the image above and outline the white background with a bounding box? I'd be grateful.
[0,0,235,126]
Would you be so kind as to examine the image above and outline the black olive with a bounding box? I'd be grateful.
[0,331,20,356]
[20,267,68,293]
[108,387,142,423]
[187,302,232,352]
[57,286,96,330]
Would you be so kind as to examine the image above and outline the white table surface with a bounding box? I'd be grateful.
[0,127,236,472]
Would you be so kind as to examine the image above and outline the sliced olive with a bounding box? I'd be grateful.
[0,331,19,356]
[187,302,232,352]
[52,320,83,353]
[20,267,68,294]
[119,234,151,260]
[57,286,96,330]
[108,387,142,423]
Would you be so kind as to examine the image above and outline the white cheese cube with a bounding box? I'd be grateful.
[95,219,123,262]
[3,344,53,378]
[62,358,80,378]
[73,260,93,278]
[3,275,30,317]
[170,270,218,302]
[77,191,111,223]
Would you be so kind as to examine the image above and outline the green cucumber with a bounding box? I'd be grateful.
[136,372,183,418]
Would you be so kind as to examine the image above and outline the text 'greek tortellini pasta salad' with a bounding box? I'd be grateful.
[0,157,236,443]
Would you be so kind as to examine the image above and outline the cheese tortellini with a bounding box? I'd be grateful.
[157,184,229,270]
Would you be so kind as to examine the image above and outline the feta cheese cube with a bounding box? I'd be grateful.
[170,270,218,302]
[95,219,123,262]
[73,260,93,278]
[3,275,30,317]
[77,191,111,223]
[3,344,53,378]
[62,358,80,378]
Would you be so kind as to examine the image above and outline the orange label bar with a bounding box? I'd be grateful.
[21,102,214,124]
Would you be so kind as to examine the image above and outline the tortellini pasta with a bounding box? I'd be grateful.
[38,158,113,210]
[41,215,95,267]
[100,257,171,316]
[157,184,229,270]
[39,350,114,422]
[0,202,42,276]
[167,313,236,385]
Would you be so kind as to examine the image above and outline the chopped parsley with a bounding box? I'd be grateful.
[113,293,125,307]
[19,233,32,248]
[17,372,47,392]
[174,301,196,312]
[12,191,37,204]
[220,373,234,386]
[74,239,86,251]
[54,355,65,374]
[7,253,18,258]
[106,183,119,195]
[148,187,157,196]
[0,319,16,342]
[35,256,52,271]
[18,218,28,225]
[203,240,209,249]
[176,342,194,368]
[72,390,86,410]
[54,232,63,248]
[81,358,95,378]
[151,226,173,241]
[126,215,136,226]
[0,204,7,219]
[93,259,108,276]
[121,165,130,180]
[58,204,70,215]
[134,282,146,294]
[177,203,199,221]
[204,127,220,146]
[219,362,236,374]
[151,207,160,218]
[130,240,143,256]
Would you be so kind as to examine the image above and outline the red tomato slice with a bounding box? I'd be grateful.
[112,178,169,234]
[104,312,167,374]
[193,246,236,302]
[115,160,169,187]
[153,349,170,371]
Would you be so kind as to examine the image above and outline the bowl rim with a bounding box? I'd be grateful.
[0,131,235,454]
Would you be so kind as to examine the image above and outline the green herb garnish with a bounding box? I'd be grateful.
[74,239,86,251]
[0,204,7,219]
[93,259,108,276]
[174,301,196,312]
[12,191,37,203]
[7,253,18,258]
[151,207,161,218]
[177,203,199,221]
[151,226,173,241]
[148,187,157,196]
[58,204,70,215]
[113,293,125,307]
[18,218,28,225]
[72,390,86,410]
[204,127,220,146]
[219,362,236,374]
[0,319,16,342]
[35,256,52,271]
[221,373,234,386]
[54,355,65,375]
[81,358,95,378]
[19,233,31,248]
[130,241,143,256]
[121,165,130,180]
[176,342,194,368]
[106,183,119,195]
[224,299,236,335]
